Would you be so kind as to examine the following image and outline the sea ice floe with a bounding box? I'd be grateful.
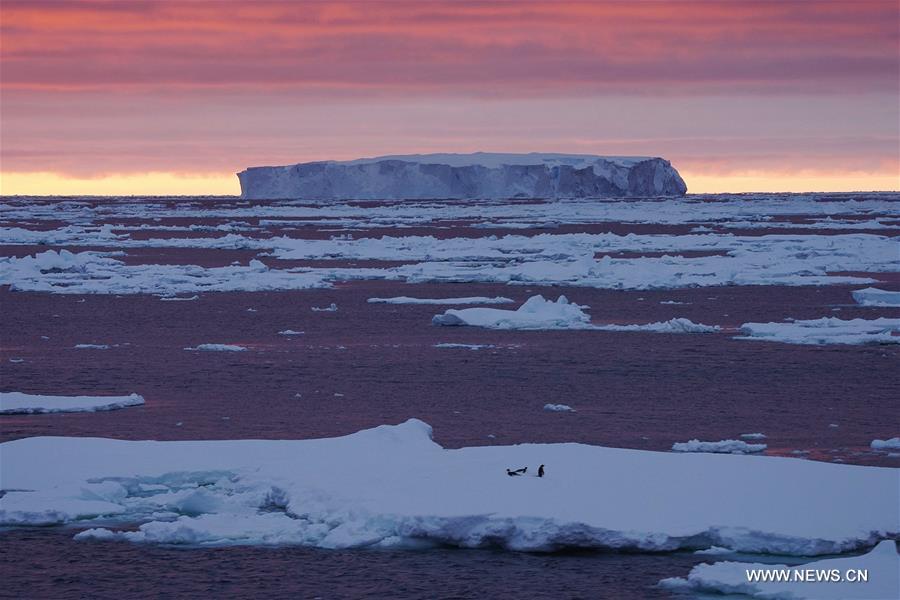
[1,227,897,294]
[870,438,900,451]
[0,250,330,295]
[660,540,899,600]
[740,433,767,440]
[312,303,338,312]
[73,344,111,350]
[851,287,900,307]
[671,439,767,454]
[368,296,514,305]
[0,392,144,415]
[432,294,719,333]
[277,330,304,336]
[184,344,247,352]
[737,318,900,345]
[433,343,495,350]
[543,403,575,412]
[1,420,895,555]
[432,295,591,329]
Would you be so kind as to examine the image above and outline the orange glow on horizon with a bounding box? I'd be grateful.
[2,170,897,197]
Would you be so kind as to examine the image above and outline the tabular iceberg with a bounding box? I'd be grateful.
[237,152,688,200]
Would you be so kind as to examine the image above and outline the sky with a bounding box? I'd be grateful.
[1,0,898,195]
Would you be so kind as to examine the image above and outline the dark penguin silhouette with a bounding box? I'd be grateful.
[538,464,545,478]
[506,469,521,477]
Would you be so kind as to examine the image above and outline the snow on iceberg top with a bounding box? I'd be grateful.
[339,152,653,169]
[238,152,688,200]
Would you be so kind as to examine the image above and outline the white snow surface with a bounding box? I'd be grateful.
[0,392,144,415]
[184,344,247,352]
[1,420,896,554]
[368,296,514,305]
[851,287,900,307]
[660,540,899,600]
[432,295,591,329]
[672,439,767,454]
[543,404,576,412]
[432,294,719,333]
[870,438,900,451]
[737,318,900,345]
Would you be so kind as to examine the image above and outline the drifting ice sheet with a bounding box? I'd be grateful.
[184,344,247,352]
[0,392,144,415]
[543,403,576,412]
[432,295,591,329]
[851,287,900,307]
[1,420,896,555]
[871,438,900,451]
[432,295,719,333]
[672,439,767,454]
[737,318,900,345]
[368,296,514,305]
[660,540,899,600]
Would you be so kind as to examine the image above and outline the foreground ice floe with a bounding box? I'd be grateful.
[368,296,514,305]
[660,540,899,600]
[0,392,144,415]
[0,420,896,554]
[737,318,900,345]
[672,439,767,454]
[851,287,900,307]
[432,294,719,333]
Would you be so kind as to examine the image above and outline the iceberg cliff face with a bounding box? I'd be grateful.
[237,152,687,200]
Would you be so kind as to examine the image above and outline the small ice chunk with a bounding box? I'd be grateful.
[543,403,575,412]
[312,303,338,312]
[184,344,247,352]
[851,287,900,307]
[368,296,514,305]
[870,437,900,451]
[672,439,767,454]
[740,433,767,440]
[278,330,304,336]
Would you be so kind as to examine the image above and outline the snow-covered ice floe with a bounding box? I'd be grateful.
[432,295,592,329]
[543,403,575,412]
[737,318,900,345]
[1,420,896,554]
[0,392,144,415]
[432,294,719,333]
[672,439,767,454]
[660,540,899,600]
[851,287,900,307]
[368,296,514,305]
[740,433,767,440]
[0,250,330,295]
[277,330,304,336]
[870,438,900,451]
[433,343,495,350]
[311,303,338,312]
[184,344,247,352]
[2,228,897,295]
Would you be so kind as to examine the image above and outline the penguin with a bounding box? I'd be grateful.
[506,468,521,477]
[538,464,545,478]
